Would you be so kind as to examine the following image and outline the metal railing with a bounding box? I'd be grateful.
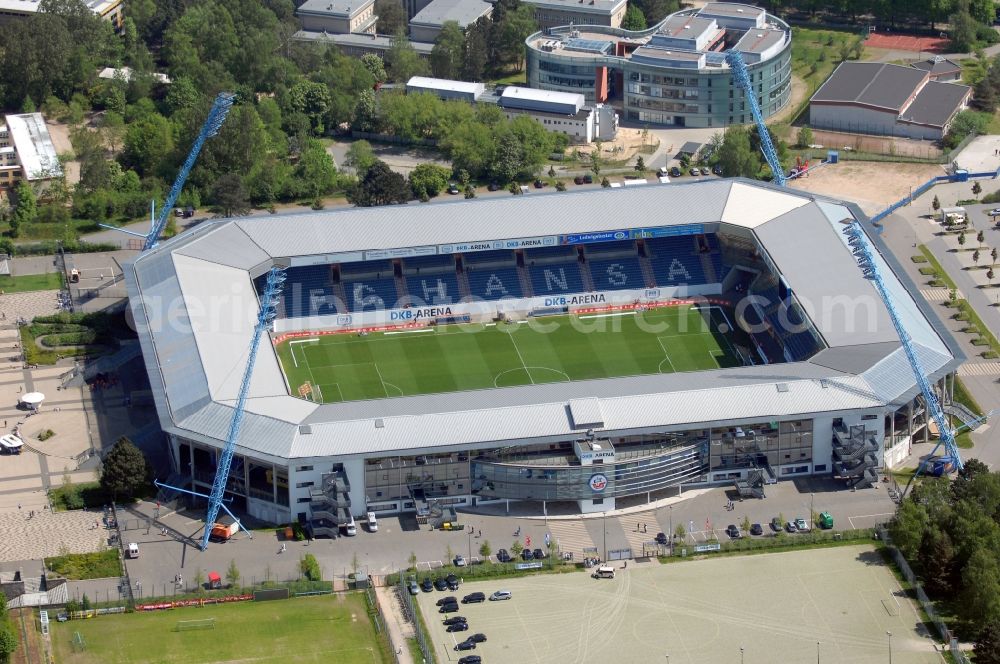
[397,574,435,664]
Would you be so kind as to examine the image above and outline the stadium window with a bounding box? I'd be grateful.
[296,465,313,472]
[862,414,878,420]
[814,464,826,472]
[295,481,314,489]
[592,498,603,505]
[296,497,310,503]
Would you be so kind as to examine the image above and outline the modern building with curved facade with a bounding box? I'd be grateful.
[125,179,960,536]
[525,2,792,127]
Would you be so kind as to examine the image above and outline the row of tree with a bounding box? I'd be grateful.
[761,0,994,31]
[888,460,1000,659]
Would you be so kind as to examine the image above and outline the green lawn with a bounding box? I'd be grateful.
[276,306,741,403]
[50,593,388,664]
[0,272,63,293]
[45,550,121,580]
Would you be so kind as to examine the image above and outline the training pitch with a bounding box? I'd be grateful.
[275,305,740,403]
[50,594,387,664]
[418,545,939,664]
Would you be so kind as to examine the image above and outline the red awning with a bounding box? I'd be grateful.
[208,572,221,583]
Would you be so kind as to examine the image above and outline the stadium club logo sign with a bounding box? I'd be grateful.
[389,306,453,321]
[544,293,607,307]
[563,231,629,245]
[589,473,609,493]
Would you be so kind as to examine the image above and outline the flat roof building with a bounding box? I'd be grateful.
[0,113,62,190]
[296,0,377,36]
[406,76,485,102]
[0,0,123,30]
[522,0,628,30]
[810,61,972,140]
[408,0,491,42]
[910,56,962,83]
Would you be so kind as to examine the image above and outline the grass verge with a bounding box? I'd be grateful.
[953,376,985,418]
[45,550,121,580]
[918,244,958,290]
[0,272,64,293]
[49,481,113,511]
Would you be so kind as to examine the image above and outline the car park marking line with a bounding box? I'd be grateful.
[847,512,895,529]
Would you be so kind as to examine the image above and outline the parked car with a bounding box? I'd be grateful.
[462,592,486,604]
[496,549,511,563]
[443,616,467,626]
[583,174,593,184]
[785,521,798,533]
[700,167,710,176]
[469,633,487,643]
[533,180,545,189]
[366,512,378,532]
[458,656,482,664]
[453,555,466,567]
[447,183,460,194]
[439,603,460,613]
[726,524,742,539]
[655,532,668,545]
[487,181,500,191]
[574,176,585,185]
[454,638,476,650]
[434,577,449,591]
[446,574,460,590]
[421,578,433,592]
[989,208,1000,216]
[712,164,723,176]
[521,548,534,560]
[532,548,545,560]
[489,590,512,601]
[770,517,782,532]
[56,612,69,622]
[669,166,682,177]
[437,596,457,606]
[794,517,810,532]
[689,168,700,176]
[750,523,763,536]
[447,622,470,632]
[407,578,420,595]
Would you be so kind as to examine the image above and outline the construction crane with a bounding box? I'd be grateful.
[726,50,786,187]
[99,92,235,251]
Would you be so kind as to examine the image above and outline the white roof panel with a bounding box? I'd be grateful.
[720,182,807,227]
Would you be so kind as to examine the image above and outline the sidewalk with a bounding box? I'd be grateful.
[375,585,415,664]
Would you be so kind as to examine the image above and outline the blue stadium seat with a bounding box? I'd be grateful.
[466,266,522,299]
[529,262,584,295]
[410,272,462,305]
[645,237,707,286]
[524,245,578,260]
[401,255,456,272]
[273,264,339,319]
[588,258,645,291]
[584,240,636,256]
[341,260,398,312]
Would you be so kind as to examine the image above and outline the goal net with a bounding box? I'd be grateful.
[175,618,216,631]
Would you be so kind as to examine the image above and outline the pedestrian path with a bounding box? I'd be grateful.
[959,362,1000,376]
[618,517,657,555]
[919,287,961,302]
[546,520,596,559]
[0,509,109,562]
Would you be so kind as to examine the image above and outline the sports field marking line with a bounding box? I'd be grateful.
[373,363,390,399]
[576,311,637,320]
[383,328,435,335]
[847,512,895,529]
[493,366,570,387]
[288,338,319,368]
[655,336,677,374]
[505,330,534,385]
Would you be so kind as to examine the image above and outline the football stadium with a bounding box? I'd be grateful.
[125,179,961,529]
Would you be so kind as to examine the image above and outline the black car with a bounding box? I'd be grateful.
[712,164,723,176]
[496,549,511,563]
[437,596,457,606]
[487,181,500,191]
[458,657,482,664]
[447,183,460,194]
[726,524,742,539]
[443,616,467,626]
[533,180,545,189]
[533,548,545,560]
[655,532,668,545]
[421,578,434,592]
[770,517,782,532]
[750,523,763,536]
[446,574,460,590]
[574,176,585,185]
[462,592,486,604]
[439,603,460,613]
[434,578,449,591]
[447,622,470,633]
[469,633,487,643]
[521,548,534,560]
[583,174,593,184]
[454,638,476,650]
[669,166,682,178]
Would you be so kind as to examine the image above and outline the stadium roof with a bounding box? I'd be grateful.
[126,180,961,461]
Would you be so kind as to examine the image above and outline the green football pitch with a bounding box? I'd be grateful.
[50,594,388,664]
[275,305,742,404]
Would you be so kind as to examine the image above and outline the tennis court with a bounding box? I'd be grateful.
[275,305,742,403]
[418,545,940,664]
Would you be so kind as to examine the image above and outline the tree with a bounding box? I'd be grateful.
[974,181,983,198]
[409,163,452,199]
[601,176,610,188]
[344,140,377,177]
[797,125,813,148]
[978,230,986,248]
[288,80,332,135]
[716,126,760,179]
[621,4,647,30]
[959,231,967,248]
[349,160,410,207]
[590,150,601,177]
[932,195,941,212]
[674,523,686,541]
[950,6,978,56]
[100,436,147,500]
[360,53,386,86]
[375,0,407,36]
[122,112,175,177]
[992,247,998,265]
[975,620,1000,664]
[430,21,465,80]
[10,181,37,238]
[479,540,492,558]
[888,499,929,559]
[386,32,429,83]
[974,249,981,265]
[496,2,537,71]
[510,540,523,557]
[462,18,489,81]
[408,551,417,570]
[917,530,956,595]
[0,623,14,662]
[963,548,1000,625]
[211,173,251,217]
[352,88,378,132]
[225,559,240,587]
[294,140,339,199]
[194,568,206,593]
[635,156,646,172]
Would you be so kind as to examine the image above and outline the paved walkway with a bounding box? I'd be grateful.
[0,509,110,561]
[375,585,415,664]
[0,291,63,322]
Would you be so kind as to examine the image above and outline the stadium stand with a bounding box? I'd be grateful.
[271,264,338,318]
[587,257,646,291]
[464,250,523,300]
[524,245,585,295]
[645,237,707,285]
[340,260,398,312]
[402,255,462,305]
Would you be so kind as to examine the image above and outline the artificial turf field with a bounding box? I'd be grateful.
[275,305,742,403]
[50,594,387,664]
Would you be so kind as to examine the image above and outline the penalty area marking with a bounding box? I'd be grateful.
[289,338,319,368]
[656,336,677,373]
[493,366,571,387]
[384,329,435,335]
[577,311,638,320]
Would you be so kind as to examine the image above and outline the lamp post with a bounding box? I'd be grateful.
[669,505,674,555]
[740,646,744,664]
[887,631,892,664]
[468,529,472,562]
[810,492,814,528]
[603,511,608,561]
[817,641,820,664]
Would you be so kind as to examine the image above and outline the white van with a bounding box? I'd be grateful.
[0,434,24,454]
[592,565,615,579]
[366,512,378,532]
[343,516,357,537]
[127,542,139,558]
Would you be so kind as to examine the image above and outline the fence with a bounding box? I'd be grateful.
[878,528,969,664]
[365,586,402,664]
[110,503,135,609]
[397,575,435,664]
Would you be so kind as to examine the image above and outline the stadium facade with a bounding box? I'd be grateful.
[125,180,961,529]
[525,2,792,127]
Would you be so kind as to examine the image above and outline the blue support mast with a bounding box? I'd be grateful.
[199,267,286,550]
[726,50,786,187]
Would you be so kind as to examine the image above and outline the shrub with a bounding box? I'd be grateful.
[918,266,938,276]
[38,429,55,441]
[300,553,322,581]
[910,255,928,263]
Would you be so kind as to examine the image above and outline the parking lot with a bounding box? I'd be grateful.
[417,545,939,664]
